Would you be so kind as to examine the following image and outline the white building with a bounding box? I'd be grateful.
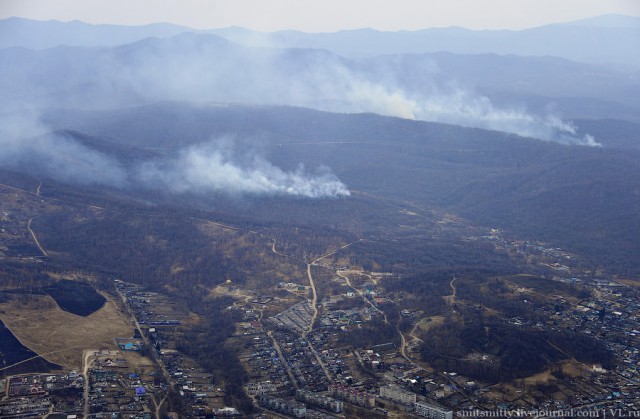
[414,401,453,419]
[245,380,277,396]
[379,384,417,405]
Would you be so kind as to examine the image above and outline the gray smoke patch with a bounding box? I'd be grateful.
[267,59,601,147]
[0,110,128,186]
[136,140,350,198]
[406,88,602,147]
[0,35,600,147]
[119,42,601,147]
[0,111,350,198]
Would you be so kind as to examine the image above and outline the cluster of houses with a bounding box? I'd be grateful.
[115,279,233,416]
[87,368,151,415]
[258,394,335,418]
[274,330,331,392]
[268,301,313,334]
[0,373,82,417]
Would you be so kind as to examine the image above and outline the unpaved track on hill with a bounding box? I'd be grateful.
[304,242,357,337]
[27,217,48,257]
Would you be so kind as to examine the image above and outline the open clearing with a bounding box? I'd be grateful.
[0,292,133,369]
[412,315,445,337]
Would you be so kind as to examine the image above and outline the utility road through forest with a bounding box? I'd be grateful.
[82,349,93,417]
[28,217,48,257]
[304,242,357,337]
[300,242,359,384]
[447,275,458,313]
[335,269,387,321]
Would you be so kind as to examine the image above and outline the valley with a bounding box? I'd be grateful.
[0,157,638,416]
[0,9,639,418]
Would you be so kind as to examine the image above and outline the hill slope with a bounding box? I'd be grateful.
[35,103,640,274]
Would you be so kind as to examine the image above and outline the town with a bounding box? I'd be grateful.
[1,190,640,418]
[2,246,640,418]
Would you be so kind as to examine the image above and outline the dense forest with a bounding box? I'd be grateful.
[419,316,614,382]
[0,100,638,414]
[38,104,640,276]
[1,13,639,417]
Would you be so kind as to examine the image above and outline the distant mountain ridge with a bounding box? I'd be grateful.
[0,17,192,49]
[1,15,638,67]
[1,30,637,131]
[210,14,640,66]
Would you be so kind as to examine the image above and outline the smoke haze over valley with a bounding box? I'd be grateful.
[2,29,623,150]
[6,19,635,197]
[1,10,633,267]
[0,6,640,416]
[0,111,350,197]
[3,16,638,198]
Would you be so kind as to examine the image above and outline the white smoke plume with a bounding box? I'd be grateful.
[166,44,601,147]
[137,140,350,198]
[0,110,128,186]
[409,88,602,147]
[0,34,601,147]
[273,60,602,147]
[0,111,350,198]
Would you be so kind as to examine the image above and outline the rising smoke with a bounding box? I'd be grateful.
[118,38,601,147]
[261,55,601,147]
[136,140,350,198]
[408,88,601,147]
[0,110,128,186]
[0,34,599,147]
[0,33,603,194]
[0,111,350,198]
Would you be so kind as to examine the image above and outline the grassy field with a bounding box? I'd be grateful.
[0,291,133,369]
[412,315,445,337]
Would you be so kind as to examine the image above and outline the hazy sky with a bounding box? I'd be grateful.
[1,0,639,31]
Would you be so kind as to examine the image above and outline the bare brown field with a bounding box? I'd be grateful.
[480,359,588,406]
[0,292,133,369]
[560,360,584,377]
[523,369,552,384]
[617,278,640,288]
[209,284,250,300]
[413,315,445,337]
[118,351,155,370]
